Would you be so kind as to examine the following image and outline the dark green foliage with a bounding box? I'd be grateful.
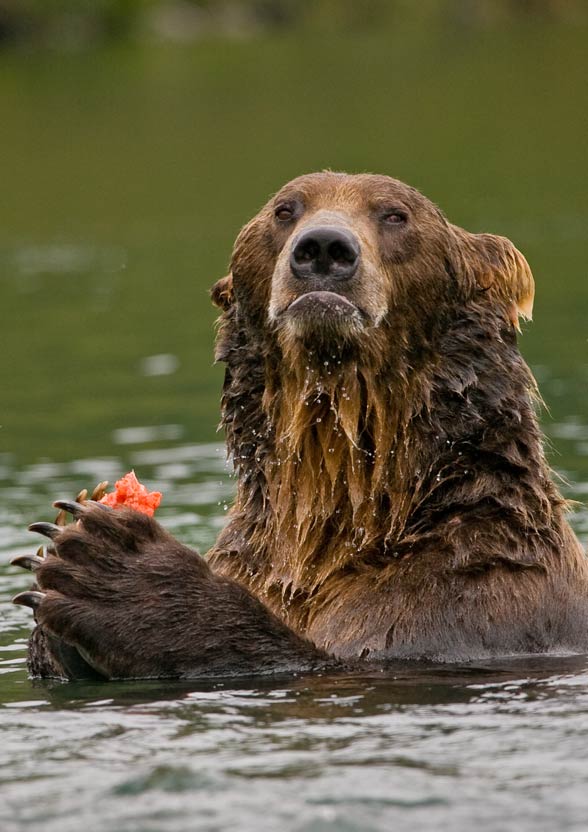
[0,0,585,49]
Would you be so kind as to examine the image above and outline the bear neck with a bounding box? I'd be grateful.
[260,357,411,595]
[215,305,559,604]
[217,315,419,598]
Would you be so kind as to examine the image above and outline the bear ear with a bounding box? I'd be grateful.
[450,225,534,331]
[210,273,234,311]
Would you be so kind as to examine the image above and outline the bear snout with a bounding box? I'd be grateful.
[290,226,360,283]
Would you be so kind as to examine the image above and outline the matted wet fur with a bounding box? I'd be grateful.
[209,172,587,659]
[18,172,588,679]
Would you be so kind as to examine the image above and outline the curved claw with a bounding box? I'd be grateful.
[54,509,68,527]
[52,499,86,517]
[91,481,109,501]
[28,522,63,540]
[12,591,45,610]
[10,554,44,572]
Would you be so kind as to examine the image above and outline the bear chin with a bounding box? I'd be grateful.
[280,290,367,345]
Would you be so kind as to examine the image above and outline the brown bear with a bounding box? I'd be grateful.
[13,172,588,680]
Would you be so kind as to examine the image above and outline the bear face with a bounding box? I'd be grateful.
[215,172,534,371]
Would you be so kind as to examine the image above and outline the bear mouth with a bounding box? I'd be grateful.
[283,291,367,335]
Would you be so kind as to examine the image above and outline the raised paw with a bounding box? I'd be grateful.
[12,497,329,681]
[12,500,212,679]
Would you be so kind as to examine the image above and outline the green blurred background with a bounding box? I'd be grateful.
[0,0,587,486]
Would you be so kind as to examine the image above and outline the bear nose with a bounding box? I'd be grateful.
[290,227,360,281]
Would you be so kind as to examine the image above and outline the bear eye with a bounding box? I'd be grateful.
[275,203,296,222]
[382,209,408,226]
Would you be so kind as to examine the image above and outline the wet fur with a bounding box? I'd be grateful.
[209,295,588,658]
[209,172,588,659]
[28,507,327,679]
[24,172,588,678]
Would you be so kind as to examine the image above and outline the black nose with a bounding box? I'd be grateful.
[290,227,360,281]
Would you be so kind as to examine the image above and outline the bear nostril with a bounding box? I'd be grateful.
[328,240,357,265]
[294,239,320,264]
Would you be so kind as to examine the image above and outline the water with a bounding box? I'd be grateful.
[1,21,588,831]
[1,658,588,832]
